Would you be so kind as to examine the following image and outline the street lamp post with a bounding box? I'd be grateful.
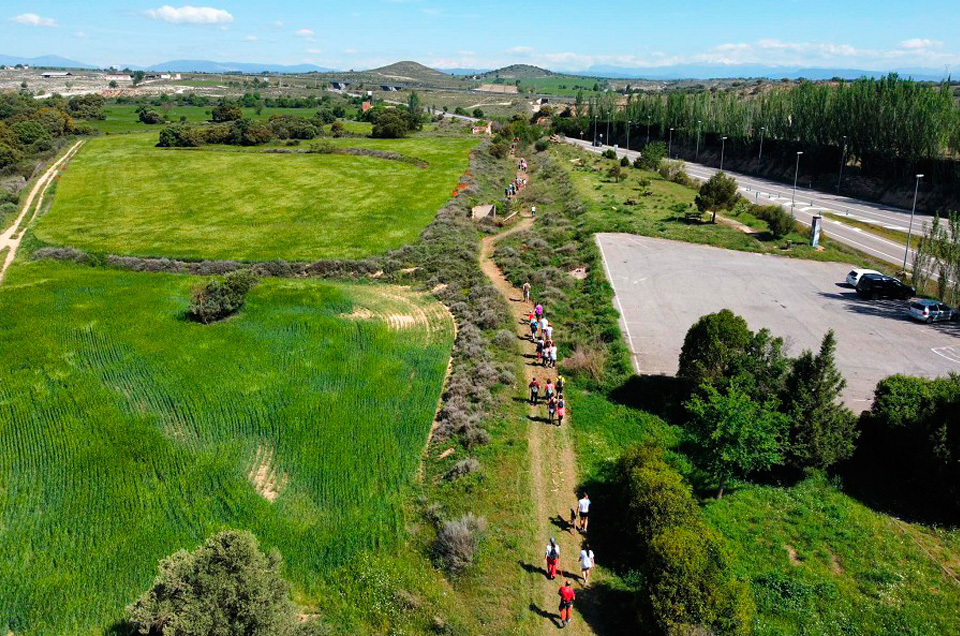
[904,174,924,270]
[592,115,597,146]
[668,127,674,158]
[695,119,701,162]
[792,151,804,209]
[626,120,631,153]
[599,133,603,147]
[758,126,765,164]
[720,136,728,171]
[836,135,847,193]
[606,118,610,147]
[646,116,651,145]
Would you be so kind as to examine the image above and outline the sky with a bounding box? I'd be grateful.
[3,0,959,72]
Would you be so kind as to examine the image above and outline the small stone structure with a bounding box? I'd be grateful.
[471,204,496,220]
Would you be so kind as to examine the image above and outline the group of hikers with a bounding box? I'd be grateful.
[519,276,595,629]
[504,176,527,199]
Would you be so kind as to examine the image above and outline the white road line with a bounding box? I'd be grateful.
[596,236,640,373]
[932,346,960,364]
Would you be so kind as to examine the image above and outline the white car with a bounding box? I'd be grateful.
[846,268,882,287]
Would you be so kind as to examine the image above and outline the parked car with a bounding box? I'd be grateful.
[846,268,882,287]
[855,274,915,300]
[907,300,959,323]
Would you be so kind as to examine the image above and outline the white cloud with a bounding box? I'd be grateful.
[144,5,233,25]
[295,29,314,38]
[421,7,441,15]
[900,38,942,50]
[307,47,322,54]
[73,31,89,39]
[244,34,258,42]
[344,48,358,55]
[273,20,284,28]
[510,45,533,55]
[11,13,57,27]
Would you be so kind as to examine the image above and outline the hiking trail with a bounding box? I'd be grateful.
[480,212,598,636]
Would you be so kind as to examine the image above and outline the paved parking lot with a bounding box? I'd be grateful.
[596,233,960,408]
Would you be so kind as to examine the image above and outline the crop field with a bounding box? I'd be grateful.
[88,104,339,134]
[0,260,454,635]
[35,132,479,260]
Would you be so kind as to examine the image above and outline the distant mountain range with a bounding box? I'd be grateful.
[1,53,951,82]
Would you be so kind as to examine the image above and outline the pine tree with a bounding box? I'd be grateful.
[782,330,859,470]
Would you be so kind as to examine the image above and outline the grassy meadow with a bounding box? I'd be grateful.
[0,259,454,635]
[88,104,340,134]
[35,132,478,260]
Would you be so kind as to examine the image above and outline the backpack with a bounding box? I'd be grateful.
[548,545,558,560]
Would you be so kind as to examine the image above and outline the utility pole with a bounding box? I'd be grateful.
[904,174,924,270]
[668,127,674,158]
[695,119,701,162]
[646,116,651,145]
[606,118,610,147]
[720,136,728,171]
[758,126,765,164]
[626,120,631,153]
[836,135,847,193]
[592,114,597,146]
[792,151,804,209]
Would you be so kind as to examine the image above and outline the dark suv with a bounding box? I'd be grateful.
[855,273,914,300]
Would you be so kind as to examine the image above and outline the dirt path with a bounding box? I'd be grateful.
[0,140,84,284]
[480,217,597,636]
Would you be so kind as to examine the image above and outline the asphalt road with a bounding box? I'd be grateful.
[595,233,960,408]
[565,136,931,270]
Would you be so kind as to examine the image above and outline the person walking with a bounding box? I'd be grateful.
[545,537,560,580]
[579,544,595,585]
[577,493,591,533]
[522,281,531,301]
[557,581,576,628]
[539,316,549,338]
[556,374,565,395]
[531,204,537,218]
[535,303,543,320]
[529,377,540,405]
[550,344,558,369]
[536,337,545,366]
[556,396,565,427]
[544,379,555,402]
[529,314,538,340]
[547,395,557,425]
[544,323,553,341]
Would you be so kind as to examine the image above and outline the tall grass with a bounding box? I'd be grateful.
[0,260,454,635]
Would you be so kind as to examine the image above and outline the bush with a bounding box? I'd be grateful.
[472,108,484,119]
[695,172,739,222]
[493,329,515,350]
[445,458,480,481]
[535,139,550,152]
[372,109,410,139]
[138,108,163,125]
[640,141,666,170]
[126,530,298,636]
[434,513,487,574]
[601,148,617,160]
[212,102,243,122]
[620,155,630,167]
[188,269,259,324]
[751,204,795,239]
[678,309,753,391]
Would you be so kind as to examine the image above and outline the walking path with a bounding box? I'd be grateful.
[480,209,597,634]
[0,140,84,284]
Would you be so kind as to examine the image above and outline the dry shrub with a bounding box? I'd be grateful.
[493,329,516,350]
[434,513,487,574]
[32,246,89,263]
[462,427,490,448]
[445,458,480,481]
[561,344,607,382]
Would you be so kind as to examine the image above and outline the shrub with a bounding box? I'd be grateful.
[678,310,753,391]
[212,102,243,122]
[188,269,259,324]
[620,155,630,167]
[445,458,480,481]
[601,148,617,160]
[126,530,298,636]
[372,109,410,139]
[472,108,484,119]
[535,139,550,152]
[493,329,516,350]
[695,172,738,222]
[434,513,487,574]
[607,165,624,182]
[138,107,163,124]
[640,141,666,170]
[751,204,795,239]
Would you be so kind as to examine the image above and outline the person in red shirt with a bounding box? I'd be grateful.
[529,377,540,405]
[557,580,576,628]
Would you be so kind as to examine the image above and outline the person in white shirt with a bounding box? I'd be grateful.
[577,493,591,533]
[545,537,560,580]
[544,324,553,340]
[579,544,595,584]
[550,345,558,368]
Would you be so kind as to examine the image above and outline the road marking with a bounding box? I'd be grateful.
[596,236,641,373]
[932,346,960,364]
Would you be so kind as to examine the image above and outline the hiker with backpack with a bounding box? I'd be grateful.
[529,377,540,405]
[536,337,545,366]
[557,581,576,628]
[545,537,560,579]
[547,395,558,425]
[522,281,531,301]
[556,396,565,427]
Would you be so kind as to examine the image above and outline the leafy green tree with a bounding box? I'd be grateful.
[695,172,739,223]
[782,330,858,470]
[640,141,666,170]
[678,309,753,391]
[189,269,259,323]
[132,70,146,86]
[126,530,298,636]
[371,109,409,139]
[686,383,788,497]
[607,164,624,182]
[137,106,163,124]
[212,102,243,122]
[472,108,485,118]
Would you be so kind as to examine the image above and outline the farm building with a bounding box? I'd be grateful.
[41,71,72,78]
[476,84,518,94]
[330,81,350,90]
[104,73,131,81]
[472,121,493,135]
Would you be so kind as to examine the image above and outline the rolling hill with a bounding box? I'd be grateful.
[482,64,556,79]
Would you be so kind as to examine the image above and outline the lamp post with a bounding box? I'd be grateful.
[904,174,924,270]
[758,126,765,164]
[695,119,701,162]
[792,151,804,209]
[836,135,847,193]
[646,116,651,145]
[720,136,728,171]
[599,133,603,147]
[668,127,674,158]
[626,120,631,152]
[592,114,597,146]
[606,118,610,147]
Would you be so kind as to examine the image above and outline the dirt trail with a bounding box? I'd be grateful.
[0,140,84,284]
[480,215,596,635]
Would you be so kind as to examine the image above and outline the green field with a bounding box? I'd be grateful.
[88,104,339,134]
[0,259,454,635]
[36,132,478,260]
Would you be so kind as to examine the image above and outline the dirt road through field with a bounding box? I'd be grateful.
[480,216,598,636]
[0,140,83,284]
